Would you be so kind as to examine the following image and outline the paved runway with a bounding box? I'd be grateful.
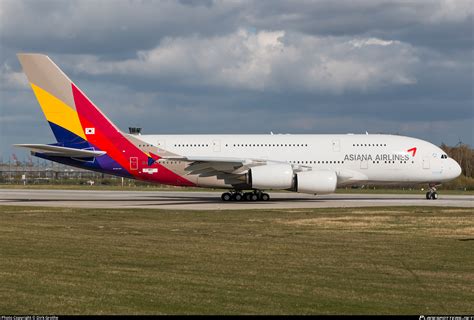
[0,189,472,210]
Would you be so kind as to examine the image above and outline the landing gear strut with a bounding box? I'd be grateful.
[221,190,270,202]
[425,184,438,200]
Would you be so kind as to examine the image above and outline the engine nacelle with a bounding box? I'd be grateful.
[296,170,337,194]
[249,164,293,189]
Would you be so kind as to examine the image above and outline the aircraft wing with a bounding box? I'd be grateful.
[162,155,269,176]
[164,155,267,185]
[14,144,106,158]
[163,154,311,171]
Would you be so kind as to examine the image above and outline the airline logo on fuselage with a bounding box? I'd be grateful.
[407,147,417,157]
[344,153,410,161]
[344,147,418,162]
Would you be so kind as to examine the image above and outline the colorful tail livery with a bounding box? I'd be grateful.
[16,53,194,186]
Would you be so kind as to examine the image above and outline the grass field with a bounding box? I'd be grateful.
[0,205,473,314]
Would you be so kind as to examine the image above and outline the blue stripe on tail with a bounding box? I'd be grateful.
[48,121,91,149]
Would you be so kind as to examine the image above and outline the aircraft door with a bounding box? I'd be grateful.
[213,140,221,152]
[360,160,368,169]
[130,157,138,170]
[332,140,340,152]
[423,156,430,169]
[157,140,166,152]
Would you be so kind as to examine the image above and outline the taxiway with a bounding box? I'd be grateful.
[0,189,472,210]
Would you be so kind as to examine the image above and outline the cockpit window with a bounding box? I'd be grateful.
[441,154,448,159]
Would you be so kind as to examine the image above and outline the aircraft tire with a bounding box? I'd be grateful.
[221,192,232,201]
[233,193,243,201]
[261,193,270,201]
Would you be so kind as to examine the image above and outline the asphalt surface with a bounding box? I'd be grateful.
[0,189,472,210]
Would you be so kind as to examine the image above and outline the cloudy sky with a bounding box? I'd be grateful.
[0,0,473,161]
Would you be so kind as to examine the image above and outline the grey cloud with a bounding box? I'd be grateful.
[73,30,420,93]
[246,0,473,52]
[1,0,241,55]
[2,0,472,57]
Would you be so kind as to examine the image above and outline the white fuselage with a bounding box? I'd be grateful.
[136,133,461,188]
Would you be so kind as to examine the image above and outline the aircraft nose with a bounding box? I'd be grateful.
[450,159,462,179]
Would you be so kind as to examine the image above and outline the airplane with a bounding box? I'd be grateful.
[14,54,462,201]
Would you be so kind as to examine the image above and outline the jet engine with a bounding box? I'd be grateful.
[248,164,293,189]
[295,170,337,194]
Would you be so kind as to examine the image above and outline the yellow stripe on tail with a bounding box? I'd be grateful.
[30,83,86,140]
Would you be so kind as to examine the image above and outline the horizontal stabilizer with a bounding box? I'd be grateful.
[14,144,106,158]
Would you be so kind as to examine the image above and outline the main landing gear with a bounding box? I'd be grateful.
[425,184,438,200]
[221,190,270,202]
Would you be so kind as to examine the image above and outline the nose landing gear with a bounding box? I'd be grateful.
[425,184,438,200]
[221,190,270,202]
